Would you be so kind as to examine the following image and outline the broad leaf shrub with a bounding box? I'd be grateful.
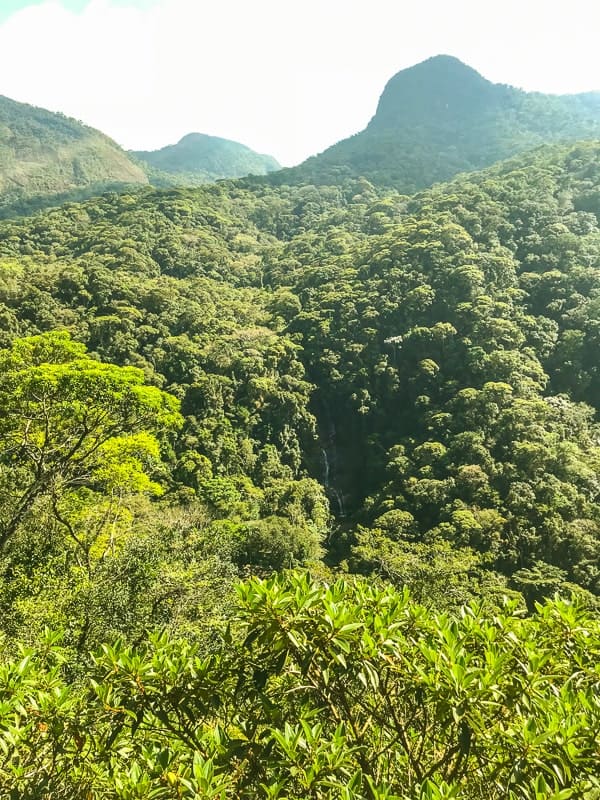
[1,572,599,798]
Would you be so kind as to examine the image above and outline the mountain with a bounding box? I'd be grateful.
[266,55,600,191]
[133,132,280,185]
[0,94,148,216]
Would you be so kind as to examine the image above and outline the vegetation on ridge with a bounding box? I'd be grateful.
[133,132,281,186]
[0,95,147,216]
[265,55,600,192]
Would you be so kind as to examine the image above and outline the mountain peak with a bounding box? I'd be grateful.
[267,55,600,194]
[177,132,234,147]
[369,54,497,130]
[406,54,486,73]
[132,132,280,184]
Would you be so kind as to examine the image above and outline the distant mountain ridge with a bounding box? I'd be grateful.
[266,55,600,191]
[0,94,148,216]
[0,97,281,218]
[133,133,280,185]
[3,56,600,214]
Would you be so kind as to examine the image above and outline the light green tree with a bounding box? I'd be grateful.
[0,331,182,555]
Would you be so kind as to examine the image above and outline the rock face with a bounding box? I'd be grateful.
[0,94,148,214]
[133,133,280,185]
[266,55,600,191]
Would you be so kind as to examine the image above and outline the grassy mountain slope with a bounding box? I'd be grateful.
[133,132,281,186]
[266,55,600,191]
[0,94,148,215]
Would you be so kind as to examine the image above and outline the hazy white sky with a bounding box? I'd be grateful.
[1,0,599,165]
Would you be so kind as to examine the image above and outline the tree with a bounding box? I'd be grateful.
[0,331,182,553]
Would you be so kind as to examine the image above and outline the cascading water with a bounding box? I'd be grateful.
[321,448,330,489]
[321,427,345,517]
[331,487,345,517]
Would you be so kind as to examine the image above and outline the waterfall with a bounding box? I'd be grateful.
[320,414,345,517]
[321,448,330,488]
[322,447,345,517]
[331,487,345,518]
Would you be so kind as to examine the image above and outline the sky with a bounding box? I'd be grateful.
[0,0,599,166]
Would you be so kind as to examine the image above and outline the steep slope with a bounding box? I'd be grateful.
[0,94,148,216]
[267,55,600,191]
[133,133,280,186]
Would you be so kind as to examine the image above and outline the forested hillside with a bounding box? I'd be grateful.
[0,140,599,612]
[0,95,147,217]
[133,132,281,186]
[0,118,599,793]
[267,56,600,192]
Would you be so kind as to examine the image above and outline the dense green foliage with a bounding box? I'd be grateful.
[133,133,280,186]
[1,141,598,609]
[1,67,600,795]
[1,574,599,799]
[0,95,147,216]
[266,56,600,192]
[0,331,182,552]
